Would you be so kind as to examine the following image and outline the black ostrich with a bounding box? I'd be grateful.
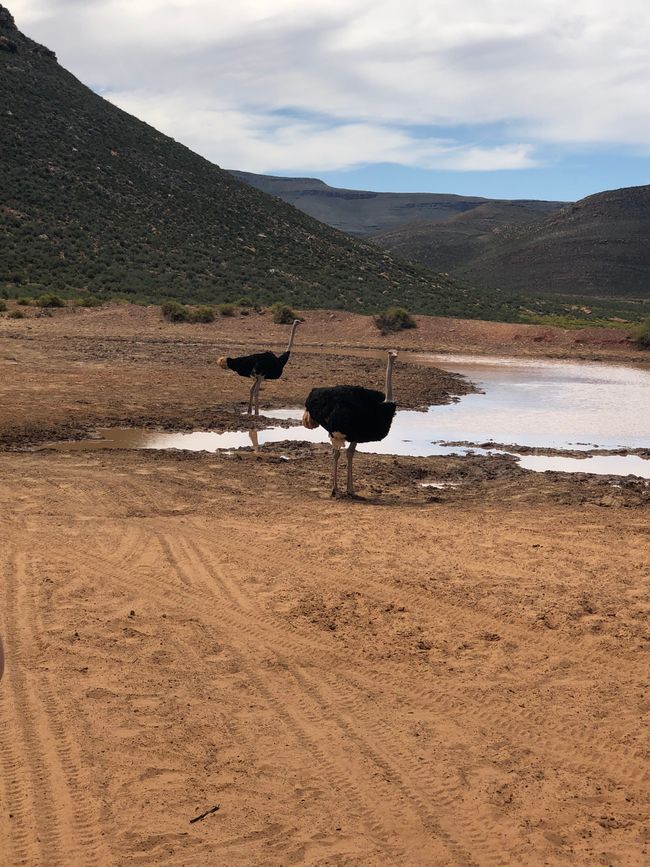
[303,350,398,497]
[217,319,300,415]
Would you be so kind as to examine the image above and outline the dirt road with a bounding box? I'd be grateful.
[0,305,648,865]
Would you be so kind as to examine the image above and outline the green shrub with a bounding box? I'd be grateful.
[73,294,103,308]
[36,293,65,308]
[161,300,190,322]
[271,301,296,324]
[193,305,215,323]
[375,306,417,334]
[0,300,6,312]
[17,297,33,305]
[631,317,650,347]
[218,303,235,317]
[8,308,25,319]
[238,297,253,307]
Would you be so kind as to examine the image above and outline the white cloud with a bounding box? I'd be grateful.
[109,90,538,172]
[9,0,650,173]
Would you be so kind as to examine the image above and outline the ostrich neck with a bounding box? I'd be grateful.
[285,321,298,354]
[385,357,395,402]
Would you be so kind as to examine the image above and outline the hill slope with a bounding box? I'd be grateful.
[452,186,650,298]
[370,201,553,274]
[374,185,650,299]
[0,4,481,316]
[229,170,564,237]
[228,174,650,302]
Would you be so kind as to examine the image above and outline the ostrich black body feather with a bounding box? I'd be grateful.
[305,385,397,443]
[225,350,290,380]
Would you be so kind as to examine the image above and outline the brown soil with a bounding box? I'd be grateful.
[0,305,648,866]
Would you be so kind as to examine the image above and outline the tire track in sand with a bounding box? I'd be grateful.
[0,549,110,866]
[344,570,649,791]
[183,531,649,859]
[169,532,480,864]
[156,531,407,862]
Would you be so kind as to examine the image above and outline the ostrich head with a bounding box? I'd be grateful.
[217,356,229,369]
[302,409,319,429]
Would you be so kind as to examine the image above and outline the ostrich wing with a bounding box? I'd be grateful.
[228,351,278,377]
[305,386,396,443]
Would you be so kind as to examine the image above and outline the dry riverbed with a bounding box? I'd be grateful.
[0,304,648,866]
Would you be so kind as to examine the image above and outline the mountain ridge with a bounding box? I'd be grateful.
[0,4,484,317]
[451,184,650,297]
[228,169,566,237]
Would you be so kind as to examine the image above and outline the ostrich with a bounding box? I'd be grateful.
[303,350,398,497]
[217,319,300,415]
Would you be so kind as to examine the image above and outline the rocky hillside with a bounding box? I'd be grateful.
[0,4,479,316]
[229,172,650,302]
[452,185,650,298]
[229,170,564,237]
[370,201,553,274]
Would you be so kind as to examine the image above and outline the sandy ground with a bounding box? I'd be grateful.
[0,304,648,866]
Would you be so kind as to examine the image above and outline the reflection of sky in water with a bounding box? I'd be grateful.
[414,354,650,450]
[48,356,650,478]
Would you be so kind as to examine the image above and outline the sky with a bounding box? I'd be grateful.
[9,0,650,201]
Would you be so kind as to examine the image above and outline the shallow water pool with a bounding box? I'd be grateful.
[44,355,650,478]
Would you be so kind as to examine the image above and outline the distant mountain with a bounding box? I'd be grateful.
[366,185,650,300]
[0,4,479,316]
[230,172,650,302]
[370,201,554,274]
[450,185,650,298]
[229,170,564,237]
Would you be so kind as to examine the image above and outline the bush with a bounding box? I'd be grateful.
[161,300,190,322]
[17,297,33,305]
[218,303,235,317]
[73,294,103,308]
[631,317,650,347]
[271,302,296,324]
[375,306,417,334]
[0,300,6,312]
[193,305,215,323]
[36,293,65,308]
[238,297,253,307]
[8,308,25,319]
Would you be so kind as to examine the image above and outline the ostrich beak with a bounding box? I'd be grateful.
[217,356,229,369]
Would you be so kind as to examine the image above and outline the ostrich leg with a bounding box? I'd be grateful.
[329,433,346,496]
[346,442,358,496]
[247,379,257,415]
[331,447,341,496]
[248,376,263,416]
[255,377,264,416]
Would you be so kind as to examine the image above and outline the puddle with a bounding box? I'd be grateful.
[515,453,650,477]
[413,354,650,452]
[42,355,650,479]
[43,416,650,478]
